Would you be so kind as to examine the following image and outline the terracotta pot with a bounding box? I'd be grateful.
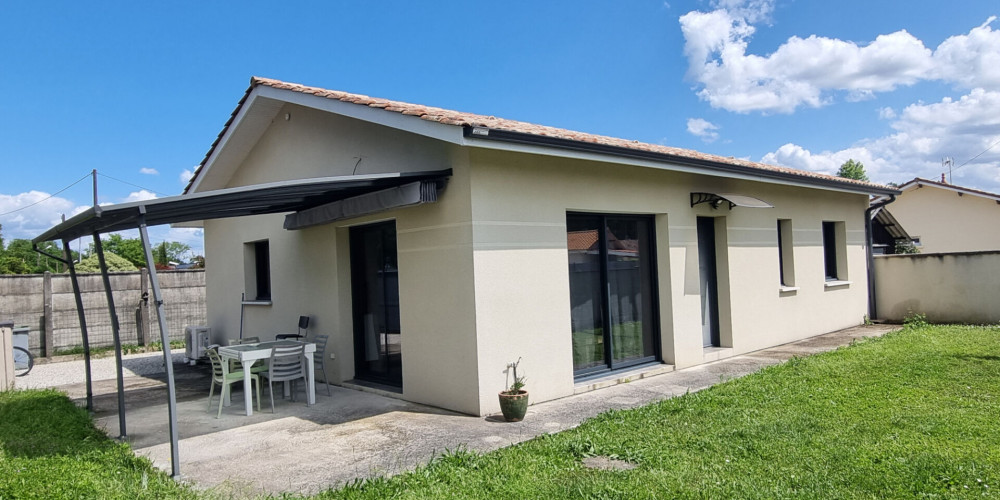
[498,390,529,422]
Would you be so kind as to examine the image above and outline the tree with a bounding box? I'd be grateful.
[0,255,30,274]
[0,239,70,274]
[154,242,169,266]
[836,159,869,182]
[75,252,138,272]
[89,234,193,268]
[159,241,192,263]
[96,233,147,268]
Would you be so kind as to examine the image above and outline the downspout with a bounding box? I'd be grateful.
[865,194,896,321]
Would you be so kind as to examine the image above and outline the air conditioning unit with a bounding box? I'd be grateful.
[184,326,212,365]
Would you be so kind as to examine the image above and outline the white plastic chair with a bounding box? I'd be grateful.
[262,344,308,412]
[206,348,261,418]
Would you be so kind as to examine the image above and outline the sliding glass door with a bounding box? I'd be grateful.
[350,221,402,388]
[567,213,659,377]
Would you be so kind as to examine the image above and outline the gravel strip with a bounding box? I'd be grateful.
[15,351,189,390]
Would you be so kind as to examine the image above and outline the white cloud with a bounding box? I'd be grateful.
[931,16,1000,89]
[164,227,204,258]
[763,88,1000,192]
[0,192,88,242]
[180,168,195,185]
[687,118,721,142]
[679,5,1000,114]
[139,167,159,175]
[878,107,896,120]
[711,0,773,24]
[123,190,158,203]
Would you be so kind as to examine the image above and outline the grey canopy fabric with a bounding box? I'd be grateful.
[283,180,441,230]
[33,169,451,244]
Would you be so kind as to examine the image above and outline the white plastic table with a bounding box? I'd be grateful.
[218,340,316,416]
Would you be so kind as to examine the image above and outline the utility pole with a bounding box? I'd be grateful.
[942,157,953,183]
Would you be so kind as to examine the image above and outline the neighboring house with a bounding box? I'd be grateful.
[182,77,896,416]
[877,177,1000,254]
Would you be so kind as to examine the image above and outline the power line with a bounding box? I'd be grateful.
[97,172,166,197]
[953,136,1000,172]
[0,172,93,217]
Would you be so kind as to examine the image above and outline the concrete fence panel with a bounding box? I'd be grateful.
[0,269,205,357]
[874,251,1000,324]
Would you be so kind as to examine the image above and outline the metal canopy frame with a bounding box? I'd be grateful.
[30,169,451,479]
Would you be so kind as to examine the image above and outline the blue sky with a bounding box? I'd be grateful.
[2,1,998,258]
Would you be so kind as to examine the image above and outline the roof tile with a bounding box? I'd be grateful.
[184,76,897,194]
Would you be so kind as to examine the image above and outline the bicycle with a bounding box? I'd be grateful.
[12,346,33,377]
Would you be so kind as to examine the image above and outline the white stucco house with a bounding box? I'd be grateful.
[183,77,898,416]
[876,177,1000,254]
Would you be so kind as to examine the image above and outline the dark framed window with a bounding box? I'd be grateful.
[246,240,271,300]
[777,219,794,286]
[567,213,659,378]
[822,221,839,281]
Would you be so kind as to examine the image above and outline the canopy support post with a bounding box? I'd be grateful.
[138,208,181,479]
[93,233,127,439]
[63,238,94,412]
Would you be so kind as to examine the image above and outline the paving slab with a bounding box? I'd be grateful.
[30,324,897,496]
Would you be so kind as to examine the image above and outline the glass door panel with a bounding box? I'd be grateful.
[567,216,606,372]
[350,221,402,388]
[606,218,656,364]
[568,213,659,377]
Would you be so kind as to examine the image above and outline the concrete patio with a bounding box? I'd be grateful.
[24,324,898,496]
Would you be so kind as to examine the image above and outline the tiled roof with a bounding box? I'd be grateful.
[566,230,639,254]
[185,76,896,194]
[567,230,599,252]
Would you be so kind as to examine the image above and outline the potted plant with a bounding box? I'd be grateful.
[498,357,528,422]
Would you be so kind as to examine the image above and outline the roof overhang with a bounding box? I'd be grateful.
[463,127,900,197]
[870,206,912,241]
[185,77,900,200]
[34,170,451,244]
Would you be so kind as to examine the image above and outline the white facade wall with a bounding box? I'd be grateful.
[467,149,869,414]
[200,104,871,416]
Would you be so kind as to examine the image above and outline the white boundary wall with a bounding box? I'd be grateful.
[874,251,1000,324]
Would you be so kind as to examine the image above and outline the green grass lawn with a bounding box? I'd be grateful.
[0,389,196,499]
[2,323,998,499]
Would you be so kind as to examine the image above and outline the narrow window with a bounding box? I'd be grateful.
[245,240,271,300]
[777,219,794,286]
[822,221,843,281]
